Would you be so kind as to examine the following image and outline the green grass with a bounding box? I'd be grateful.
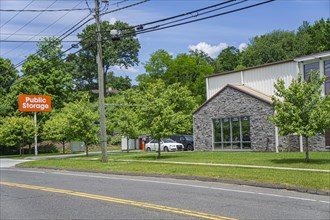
[17,151,330,191]
[109,151,330,170]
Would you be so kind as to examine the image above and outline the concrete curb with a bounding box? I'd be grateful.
[16,166,330,196]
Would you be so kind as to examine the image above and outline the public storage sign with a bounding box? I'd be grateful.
[18,94,51,112]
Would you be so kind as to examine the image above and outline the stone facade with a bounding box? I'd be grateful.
[193,85,327,152]
[278,135,326,152]
[193,86,275,151]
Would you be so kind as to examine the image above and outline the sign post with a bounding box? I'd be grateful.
[18,94,51,156]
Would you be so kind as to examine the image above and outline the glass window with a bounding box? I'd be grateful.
[212,116,251,150]
[241,116,251,142]
[231,117,240,143]
[304,62,319,80]
[222,118,231,142]
[324,60,330,95]
[213,119,221,144]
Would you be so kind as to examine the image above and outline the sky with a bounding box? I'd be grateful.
[1,0,329,83]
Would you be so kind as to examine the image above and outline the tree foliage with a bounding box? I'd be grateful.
[139,49,214,104]
[42,112,70,153]
[0,116,35,154]
[139,80,198,158]
[270,71,330,162]
[240,19,330,68]
[214,46,241,72]
[17,38,77,110]
[106,72,132,92]
[72,20,140,94]
[0,58,19,116]
[61,94,99,148]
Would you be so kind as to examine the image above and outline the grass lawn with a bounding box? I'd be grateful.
[16,151,330,191]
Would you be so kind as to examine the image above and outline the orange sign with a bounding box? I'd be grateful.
[18,94,52,112]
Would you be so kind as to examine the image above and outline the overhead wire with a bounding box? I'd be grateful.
[0,0,34,28]
[12,0,149,69]
[2,0,58,42]
[3,0,86,58]
[11,2,93,68]
[0,8,91,12]
[3,0,275,86]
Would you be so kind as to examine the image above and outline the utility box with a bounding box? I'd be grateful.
[121,137,139,150]
[71,142,85,152]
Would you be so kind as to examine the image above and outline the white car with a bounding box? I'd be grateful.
[145,138,184,152]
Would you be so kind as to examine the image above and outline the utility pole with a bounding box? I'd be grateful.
[95,0,108,163]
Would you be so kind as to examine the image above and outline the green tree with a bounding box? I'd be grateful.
[0,58,18,96]
[42,112,70,154]
[140,49,214,104]
[240,30,298,67]
[144,49,172,79]
[296,18,330,54]
[73,20,140,94]
[214,46,241,72]
[113,89,144,152]
[106,71,132,92]
[61,94,99,156]
[18,38,76,110]
[0,58,19,116]
[0,116,35,155]
[270,71,330,162]
[240,19,330,68]
[139,79,197,158]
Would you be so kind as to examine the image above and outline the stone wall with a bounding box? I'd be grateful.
[193,86,275,151]
[279,135,326,152]
[193,85,327,152]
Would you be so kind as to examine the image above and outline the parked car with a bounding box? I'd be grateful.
[169,135,194,151]
[145,138,184,152]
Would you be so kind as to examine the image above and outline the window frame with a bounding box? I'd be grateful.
[213,116,251,150]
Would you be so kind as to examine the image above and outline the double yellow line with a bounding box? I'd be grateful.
[1,181,237,220]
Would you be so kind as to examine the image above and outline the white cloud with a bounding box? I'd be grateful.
[109,17,117,24]
[188,42,228,58]
[113,65,139,73]
[239,43,248,52]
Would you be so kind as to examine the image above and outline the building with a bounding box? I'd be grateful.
[193,51,330,152]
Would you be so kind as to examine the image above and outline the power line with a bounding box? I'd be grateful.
[1,40,80,43]
[11,0,149,68]
[2,0,58,42]
[3,0,275,84]
[2,0,86,58]
[0,8,91,12]
[121,0,276,37]
[0,0,34,28]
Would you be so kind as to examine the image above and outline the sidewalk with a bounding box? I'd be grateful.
[23,152,329,173]
[24,150,141,160]
[114,159,330,173]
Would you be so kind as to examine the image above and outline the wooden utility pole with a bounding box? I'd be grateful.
[95,0,108,162]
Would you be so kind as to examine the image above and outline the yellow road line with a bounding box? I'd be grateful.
[0,181,237,220]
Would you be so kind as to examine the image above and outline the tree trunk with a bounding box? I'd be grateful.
[62,141,65,154]
[127,136,129,153]
[157,139,161,159]
[305,136,309,162]
[28,144,32,154]
[86,143,89,157]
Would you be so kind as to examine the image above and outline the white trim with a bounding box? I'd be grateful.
[240,70,244,84]
[206,77,209,99]
[294,51,330,62]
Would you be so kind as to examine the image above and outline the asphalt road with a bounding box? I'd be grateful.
[0,166,329,220]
